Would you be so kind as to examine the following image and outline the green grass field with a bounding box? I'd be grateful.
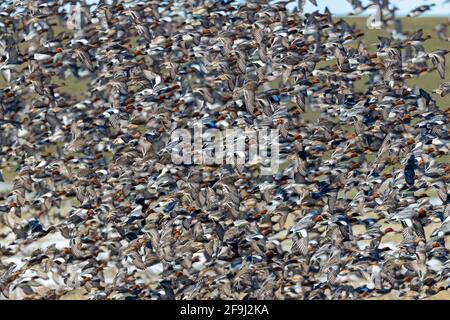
[1,17,449,104]
[342,17,450,107]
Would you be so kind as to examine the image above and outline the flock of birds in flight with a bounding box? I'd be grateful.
[0,0,449,300]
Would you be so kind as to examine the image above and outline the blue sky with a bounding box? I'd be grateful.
[67,0,450,17]
[289,0,450,16]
